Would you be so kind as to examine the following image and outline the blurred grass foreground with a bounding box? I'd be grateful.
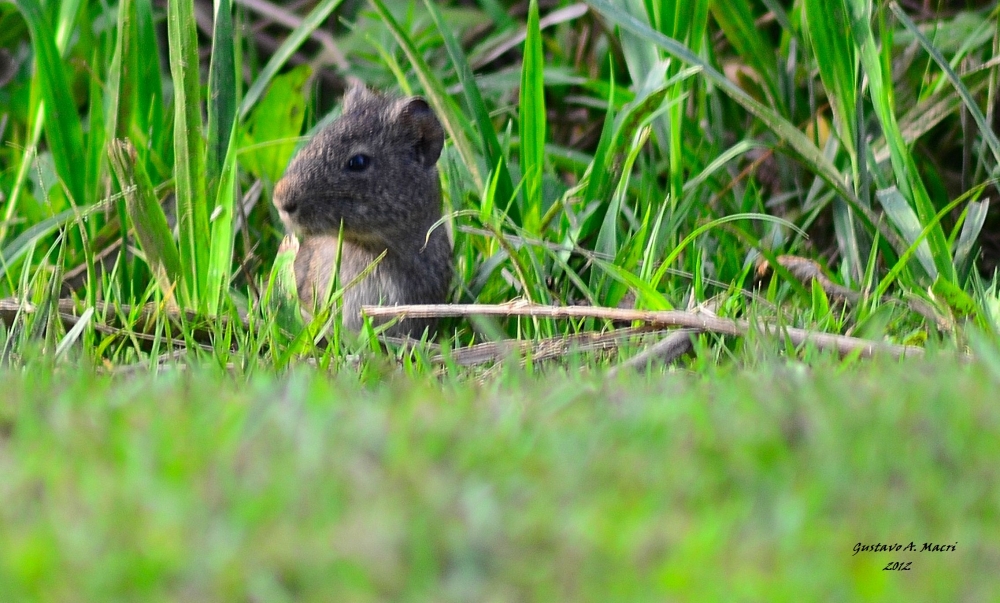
[1,358,999,600]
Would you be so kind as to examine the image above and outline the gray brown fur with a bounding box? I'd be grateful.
[273,86,452,337]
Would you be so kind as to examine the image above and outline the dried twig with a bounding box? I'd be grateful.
[607,300,720,375]
[0,297,932,364]
[0,298,239,347]
[757,255,861,303]
[434,326,660,367]
[606,329,698,377]
[363,301,925,359]
[757,255,948,329]
[102,349,192,376]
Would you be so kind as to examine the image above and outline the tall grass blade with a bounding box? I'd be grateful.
[580,65,695,242]
[873,193,972,299]
[849,0,955,282]
[832,196,865,283]
[519,0,546,233]
[616,0,658,93]
[0,208,99,285]
[109,140,186,304]
[873,64,993,164]
[241,65,310,182]
[593,256,672,310]
[424,0,514,210]
[593,127,650,303]
[84,46,107,216]
[650,213,806,286]
[207,0,237,190]
[167,0,209,307]
[207,124,239,315]
[575,75,616,243]
[1,0,84,244]
[54,0,83,49]
[55,306,93,361]
[890,2,1000,171]
[12,0,85,205]
[595,126,650,264]
[876,187,936,278]
[663,0,709,205]
[711,0,783,112]
[264,235,306,342]
[134,0,165,162]
[683,140,765,194]
[105,0,132,142]
[802,0,858,171]
[584,0,884,241]
[955,199,989,271]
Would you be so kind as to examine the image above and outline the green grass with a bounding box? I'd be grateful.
[3,0,1000,364]
[2,0,1000,596]
[1,357,998,600]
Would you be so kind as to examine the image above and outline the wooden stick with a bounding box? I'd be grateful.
[434,327,660,367]
[0,298,238,346]
[0,297,930,361]
[607,329,699,377]
[1,298,196,324]
[363,301,925,359]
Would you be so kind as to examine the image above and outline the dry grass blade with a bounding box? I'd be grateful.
[0,298,242,346]
[363,302,927,359]
[606,329,698,377]
[756,255,862,304]
[434,326,658,367]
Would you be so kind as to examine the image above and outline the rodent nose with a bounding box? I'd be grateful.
[273,178,298,214]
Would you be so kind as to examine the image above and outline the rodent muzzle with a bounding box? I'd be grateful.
[272,177,301,230]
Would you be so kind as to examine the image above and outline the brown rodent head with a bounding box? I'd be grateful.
[273,86,445,249]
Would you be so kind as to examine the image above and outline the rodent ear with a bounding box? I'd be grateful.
[395,97,444,168]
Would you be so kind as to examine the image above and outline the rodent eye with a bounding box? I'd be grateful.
[345,154,371,172]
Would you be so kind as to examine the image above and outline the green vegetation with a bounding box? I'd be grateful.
[2,0,999,364]
[2,0,1000,597]
[1,358,999,600]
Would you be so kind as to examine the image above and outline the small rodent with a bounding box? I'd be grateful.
[273,85,452,337]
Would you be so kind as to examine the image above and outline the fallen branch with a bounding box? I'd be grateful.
[607,329,699,377]
[434,326,661,367]
[756,255,946,329]
[363,301,925,359]
[757,255,860,303]
[0,297,930,363]
[0,298,238,347]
